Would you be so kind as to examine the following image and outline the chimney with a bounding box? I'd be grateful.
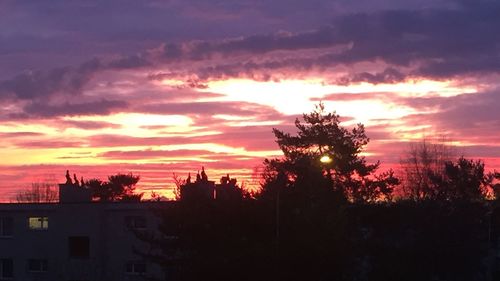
[59,183,92,203]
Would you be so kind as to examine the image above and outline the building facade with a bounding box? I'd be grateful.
[0,184,168,281]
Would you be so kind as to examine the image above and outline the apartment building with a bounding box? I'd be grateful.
[0,183,168,281]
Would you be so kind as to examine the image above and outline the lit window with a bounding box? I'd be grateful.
[0,217,13,237]
[125,216,147,230]
[0,259,13,279]
[125,262,146,275]
[28,217,48,230]
[27,259,48,272]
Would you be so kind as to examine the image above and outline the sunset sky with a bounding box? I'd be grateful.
[1,0,499,201]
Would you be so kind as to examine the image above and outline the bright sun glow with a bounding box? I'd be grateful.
[160,79,185,87]
[198,78,477,116]
[0,74,489,202]
[199,79,328,114]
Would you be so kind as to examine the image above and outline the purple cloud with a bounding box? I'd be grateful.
[17,99,128,118]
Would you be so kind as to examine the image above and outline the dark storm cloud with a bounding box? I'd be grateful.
[428,91,500,128]
[416,57,500,78]
[402,89,500,134]
[336,68,407,85]
[135,101,282,118]
[17,99,128,118]
[0,59,101,100]
[3,0,499,104]
[315,92,395,102]
[460,145,500,158]
[0,0,499,127]
[189,55,325,81]
[153,0,500,82]
[329,1,500,78]
[0,0,349,76]
[0,54,149,103]
[60,120,122,130]
[107,54,152,69]
[159,27,340,60]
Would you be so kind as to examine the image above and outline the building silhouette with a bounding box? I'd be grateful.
[0,182,169,281]
[179,167,243,202]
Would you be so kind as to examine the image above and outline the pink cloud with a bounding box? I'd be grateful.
[15,140,86,149]
[98,149,231,160]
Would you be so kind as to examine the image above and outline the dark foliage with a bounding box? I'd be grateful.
[399,139,455,200]
[345,202,490,281]
[400,144,499,201]
[440,157,492,201]
[136,105,499,281]
[140,199,493,281]
[259,103,399,203]
[85,173,143,202]
[14,182,58,203]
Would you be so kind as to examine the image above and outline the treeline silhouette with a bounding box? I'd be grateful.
[14,103,500,280]
[13,171,144,203]
[133,104,499,281]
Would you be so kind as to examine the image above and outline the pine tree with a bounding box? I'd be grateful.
[260,103,398,203]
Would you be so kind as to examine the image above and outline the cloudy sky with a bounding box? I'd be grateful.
[1,0,499,200]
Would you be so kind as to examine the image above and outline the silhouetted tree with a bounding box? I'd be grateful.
[439,157,496,201]
[86,179,113,202]
[347,201,490,281]
[136,106,500,281]
[399,139,455,200]
[259,103,399,203]
[493,181,500,201]
[15,182,58,203]
[172,173,186,201]
[149,191,167,202]
[252,103,399,280]
[85,173,143,202]
[400,139,498,201]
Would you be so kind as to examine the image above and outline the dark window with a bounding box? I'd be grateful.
[0,259,13,279]
[125,216,147,229]
[125,262,147,275]
[68,237,89,258]
[27,259,48,272]
[0,217,13,237]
